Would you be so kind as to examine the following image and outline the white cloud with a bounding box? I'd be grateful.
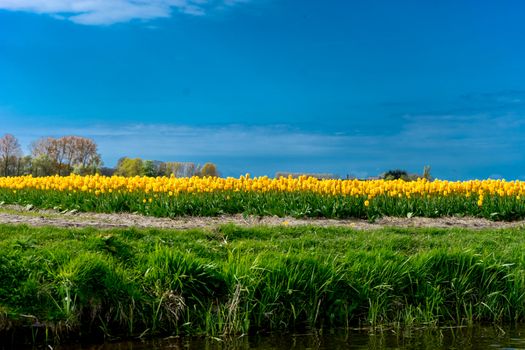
[0,0,248,25]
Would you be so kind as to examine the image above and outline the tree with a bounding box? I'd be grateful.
[70,137,101,175]
[200,162,219,177]
[141,160,164,177]
[99,167,116,176]
[31,137,61,175]
[163,162,183,177]
[143,160,157,177]
[73,137,101,171]
[30,154,54,177]
[31,136,101,176]
[159,162,201,177]
[383,169,409,181]
[115,157,145,177]
[423,165,432,180]
[15,156,32,176]
[0,134,22,176]
[182,162,201,177]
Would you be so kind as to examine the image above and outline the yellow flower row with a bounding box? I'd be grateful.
[1,174,525,199]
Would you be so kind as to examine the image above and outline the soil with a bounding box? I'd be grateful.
[1,204,524,230]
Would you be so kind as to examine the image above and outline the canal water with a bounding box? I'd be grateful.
[9,325,524,350]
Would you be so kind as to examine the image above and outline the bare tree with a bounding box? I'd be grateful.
[73,137,100,171]
[31,137,58,176]
[0,134,22,176]
[182,162,201,177]
[164,162,183,177]
[54,137,69,175]
[31,136,101,176]
[62,136,77,174]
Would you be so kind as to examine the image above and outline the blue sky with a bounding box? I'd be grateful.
[1,0,525,179]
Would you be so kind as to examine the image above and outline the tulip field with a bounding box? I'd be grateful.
[1,174,525,220]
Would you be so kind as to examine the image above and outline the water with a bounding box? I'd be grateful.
[15,326,522,350]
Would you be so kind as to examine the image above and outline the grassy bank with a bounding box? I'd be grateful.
[1,224,525,344]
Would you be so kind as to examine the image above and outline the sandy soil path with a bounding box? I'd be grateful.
[1,204,524,230]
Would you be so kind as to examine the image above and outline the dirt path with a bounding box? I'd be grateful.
[1,204,525,230]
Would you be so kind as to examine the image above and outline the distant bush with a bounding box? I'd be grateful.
[115,157,145,177]
[382,169,410,181]
[382,166,433,181]
[275,172,339,179]
[201,162,219,177]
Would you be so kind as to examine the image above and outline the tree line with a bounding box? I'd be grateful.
[0,133,218,177]
[113,158,218,177]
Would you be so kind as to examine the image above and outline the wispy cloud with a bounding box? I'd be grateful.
[459,90,525,106]
[4,116,524,179]
[397,113,525,162]
[7,122,355,176]
[0,0,249,25]
[14,123,348,158]
[3,95,525,178]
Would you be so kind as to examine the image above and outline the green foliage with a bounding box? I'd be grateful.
[2,224,525,344]
[200,162,219,177]
[30,155,54,177]
[115,157,145,177]
[142,160,157,177]
[381,167,432,181]
[383,169,410,180]
[114,159,218,178]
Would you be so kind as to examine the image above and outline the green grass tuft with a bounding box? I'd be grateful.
[1,224,525,344]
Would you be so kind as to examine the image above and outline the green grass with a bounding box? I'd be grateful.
[1,224,525,344]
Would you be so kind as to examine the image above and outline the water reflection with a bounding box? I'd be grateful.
[8,326,525,350]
